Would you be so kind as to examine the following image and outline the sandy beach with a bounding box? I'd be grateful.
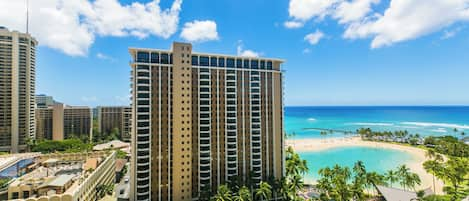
[286,137,445,194]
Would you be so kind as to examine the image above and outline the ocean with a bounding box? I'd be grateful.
[285,106,469,182]
[285,106,469,139]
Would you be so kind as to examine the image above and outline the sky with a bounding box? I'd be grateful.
[1,0,469,107]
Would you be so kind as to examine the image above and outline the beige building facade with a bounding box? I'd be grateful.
[129,42,284,201]
[0,27,37,153]
[35,103,92,141]
[97,106,132,141]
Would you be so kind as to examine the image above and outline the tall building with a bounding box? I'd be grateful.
[129,42,284,201]
[0,27,37,153]
[35,103,92,141]
[97,106,132,141]
[35,94,56,108]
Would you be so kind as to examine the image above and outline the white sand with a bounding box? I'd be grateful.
[286,137,445,194]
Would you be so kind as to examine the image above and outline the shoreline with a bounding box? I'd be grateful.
[286,137,445,194]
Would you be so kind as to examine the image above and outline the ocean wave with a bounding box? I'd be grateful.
[401,122,469,130]
[430,128,447,133]
[307,118,317,122]
[348,122,394,126]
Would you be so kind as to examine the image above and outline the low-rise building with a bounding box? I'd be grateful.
[35,103,93,141]
[7,151,116,201]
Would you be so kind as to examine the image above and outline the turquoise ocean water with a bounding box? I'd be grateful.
[285,106,469,182]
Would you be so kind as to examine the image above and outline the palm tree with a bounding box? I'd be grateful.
[255,181,272,201]
[290,174,304,193]
[404,173,421,191]
[397,165,411,190]
[423,160,442,192]
[385,170,399,188]
[425,149,436,160]
[213,185,232,201]
[353,161,367,178]
[298,159,309,177]
[233,186,252,201]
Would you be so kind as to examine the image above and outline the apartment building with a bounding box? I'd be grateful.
[129,42,284,200]
[97,106,132,141]
[35,103,92,141]
[0,27,37,153]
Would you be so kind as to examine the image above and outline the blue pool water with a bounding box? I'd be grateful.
[298,146,415,182]
[0,158,34,178]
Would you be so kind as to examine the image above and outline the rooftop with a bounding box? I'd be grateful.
[40,174,74,188]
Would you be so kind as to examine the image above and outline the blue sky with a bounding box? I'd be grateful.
[3,0,469,106]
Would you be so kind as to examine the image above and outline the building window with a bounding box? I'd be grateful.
[260,61,265,69]
[218,58,225,67]
[227,58,235,68]
[161,53,169,64]
[236,59,242,68]
[243,60,249,68]
[192,56,198,65]
[151,53,159,63]
[267,61,273,70]
[137,51,149,63]
[251,60,258,69]
[210,57,217,67]
[200,56,209,66]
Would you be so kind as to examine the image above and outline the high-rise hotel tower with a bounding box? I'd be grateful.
[0,27,37,153]
[129,42,284,201]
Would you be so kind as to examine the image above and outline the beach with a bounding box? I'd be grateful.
[286,137,445,194]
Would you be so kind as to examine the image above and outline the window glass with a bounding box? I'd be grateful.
[210,57,217,67]
[243,60,250,68]
[267,61,273,70]
[227,58,235,67]
[260,61,265,69]
[161,53,169,64]
[192,56,198,65]
[236,59,242,68]
[150,53,159,63]
[218,58,225,67]
[200,57,209,66]
[137,51,149,63]
[170,54,173,64]
[251,60,258,69]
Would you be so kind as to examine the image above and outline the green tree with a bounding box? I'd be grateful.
[233,186,252,201]
[213,185,232,201]
[434,157,469,200]
[385,170,399,188]
[255,181,272,201]
[423,160,442,193]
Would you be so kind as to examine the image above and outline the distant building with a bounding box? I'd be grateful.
[0,27,37,153]
[97,106,131,141]
[35,94,56,108]
[35,103,92,141]
[7,151,116,201]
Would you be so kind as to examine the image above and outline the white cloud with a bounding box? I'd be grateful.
[304,30,325,45]
[303,48,311,54]
[284,20,304,29]
[96,52,115,61]
[333,0,380,24]
[344,0,469,48]
[0,0,182,56]
[237,41,260,57]
[180,20,219,42]
[288,0,340,21]
[286,0,469,48]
